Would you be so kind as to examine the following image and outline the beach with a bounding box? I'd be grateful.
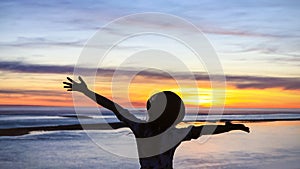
[175,121,300,169]
[0,108,299,169]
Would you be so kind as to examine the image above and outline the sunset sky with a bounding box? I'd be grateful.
[0,0,299,109]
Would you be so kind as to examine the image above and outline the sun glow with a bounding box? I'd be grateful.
[0,72,299,109]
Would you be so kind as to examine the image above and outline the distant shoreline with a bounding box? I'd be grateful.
[0,105,300,115]
[185,118,300,123]
[0,122,127,136]
[1,119,299,137]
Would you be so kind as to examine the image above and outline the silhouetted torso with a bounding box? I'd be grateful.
[121,109,192,169]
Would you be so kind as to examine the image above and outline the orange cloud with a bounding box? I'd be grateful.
[0,71,300,109]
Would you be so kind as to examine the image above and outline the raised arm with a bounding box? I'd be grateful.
[185,121,250,140]
[63,76,135,124]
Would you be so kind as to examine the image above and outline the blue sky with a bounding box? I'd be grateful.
[0,0,299,76]
[0,0,300,108]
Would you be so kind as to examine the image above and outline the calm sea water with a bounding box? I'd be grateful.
[0,107,299,169]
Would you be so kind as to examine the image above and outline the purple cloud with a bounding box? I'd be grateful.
[1,61,299,90]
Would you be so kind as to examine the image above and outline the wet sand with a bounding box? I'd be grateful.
[0,121,299,169]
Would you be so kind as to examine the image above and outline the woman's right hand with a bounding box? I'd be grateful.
[226,121,250,133]
[63,76,88,93]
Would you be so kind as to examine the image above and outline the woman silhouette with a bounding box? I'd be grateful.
[63,76,249,169]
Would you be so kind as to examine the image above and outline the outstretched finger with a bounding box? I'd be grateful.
[67,77,75,83]
[64,85,72,88]
[63,82,72,85]
[78,76,84,83]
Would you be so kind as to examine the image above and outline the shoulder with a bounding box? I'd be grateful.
[119,109,146,132]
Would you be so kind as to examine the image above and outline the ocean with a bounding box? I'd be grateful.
[0,107,299,169]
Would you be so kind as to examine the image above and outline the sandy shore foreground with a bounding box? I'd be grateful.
[0,121,299,169]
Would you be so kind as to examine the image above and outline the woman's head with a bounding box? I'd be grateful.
[146,91,185,130]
